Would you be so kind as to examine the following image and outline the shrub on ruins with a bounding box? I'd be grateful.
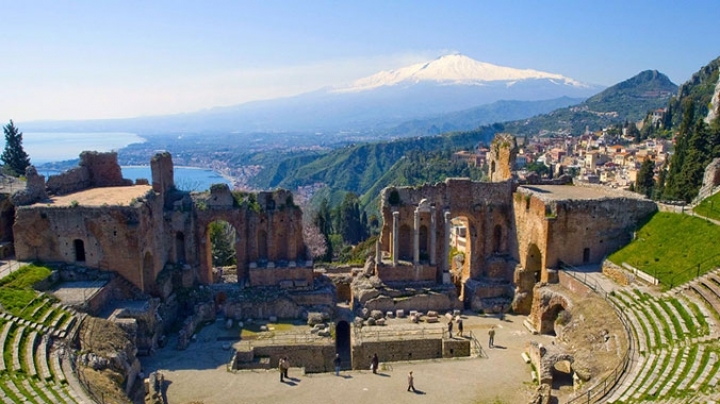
[1,120,31,177]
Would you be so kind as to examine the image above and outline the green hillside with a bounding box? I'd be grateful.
[503,70,677,136]
[386,97,584,137]
[608,212,720,288]
[251,124,501,197]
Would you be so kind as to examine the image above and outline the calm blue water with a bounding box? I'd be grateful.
[23,132,146,164]
[39,166,231,192]
[122,166,231,192]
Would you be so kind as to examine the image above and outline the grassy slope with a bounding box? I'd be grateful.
[694,191,720,221]
[0,264,52,315]
[608,212,720,287]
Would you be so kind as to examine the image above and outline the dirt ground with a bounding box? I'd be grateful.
[42,185,152,207]
[141,313,559,404]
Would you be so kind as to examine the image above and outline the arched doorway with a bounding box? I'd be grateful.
[540,303,567,336]
[526,243,542,283]
[73,239,86,262]
[335,321,351,370]
[448,216,472,300]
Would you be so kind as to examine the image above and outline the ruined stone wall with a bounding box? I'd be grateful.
[235,343,336,373]
[352,338,443,370]
[487,133,517,182]
[150,152,174,194]
[249,267,313,287]
[556,271,592,299]
[194,186,306,285]
[528,285,572,335]
[13,197,166,292]
[512,191,550,276]
[379,178,514,283]
[46,151,130,196]
[697,158,720,201]
[375,264,437,283]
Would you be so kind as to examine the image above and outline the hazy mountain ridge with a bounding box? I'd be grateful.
[502,70,678,135]
[20,54,601,135]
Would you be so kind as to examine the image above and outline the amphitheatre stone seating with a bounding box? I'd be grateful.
[11,325,26,372]
[606,286,720,403]
[50,350,65,384]
[36,335,52,381]
[24,331,38,377]
[0,321,12,371]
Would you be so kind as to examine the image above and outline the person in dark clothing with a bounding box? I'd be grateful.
[334,353,341,376]
[457,318,464,337]
[447,319,453,338]
[371,353,379,374]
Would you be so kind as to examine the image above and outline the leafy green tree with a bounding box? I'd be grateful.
[526,161,550,177]
[635,159,655,198]
[209,221,236,267]
[313,198,333,261]
[1,120,31,177]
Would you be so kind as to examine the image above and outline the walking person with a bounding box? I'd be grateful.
[488,326,495,348]
[407,371,416,392]
[371,353,379,374]
[278,357,286,382]
[447,318,453,338]
[282,356,290,379]
[334,353,341,376]
[457,317,464,337]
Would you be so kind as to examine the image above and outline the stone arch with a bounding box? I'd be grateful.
[398,224,412,260]
[73,239,86,262]
[540,301,568,335]
[142,251,154,291]
[526,243,542,282]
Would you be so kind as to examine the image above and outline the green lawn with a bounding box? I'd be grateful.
[694,191,720,221]
[608,212,720,288]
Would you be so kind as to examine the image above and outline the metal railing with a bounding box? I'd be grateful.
[667,252,720,289]
[468,330,487,358]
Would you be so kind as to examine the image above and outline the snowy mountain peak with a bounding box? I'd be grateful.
[333,53,590,93]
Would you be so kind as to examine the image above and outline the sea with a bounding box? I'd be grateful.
[23,132,231,192]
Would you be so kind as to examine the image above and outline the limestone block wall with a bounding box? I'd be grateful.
[234,343,336,373]
[249,267,313,287]
[375,264,436,283]
[352,338,443,370]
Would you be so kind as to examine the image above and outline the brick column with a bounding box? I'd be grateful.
[430,205,437,266]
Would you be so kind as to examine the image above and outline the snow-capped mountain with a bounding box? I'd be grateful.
[333,53,592,92]
[22,54,604,134]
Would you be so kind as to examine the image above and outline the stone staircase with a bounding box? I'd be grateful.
[603,286,720,403]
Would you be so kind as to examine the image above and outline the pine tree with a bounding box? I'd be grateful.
[1,120,31,177]
[635,159,655,198]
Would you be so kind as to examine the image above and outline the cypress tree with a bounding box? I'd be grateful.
[1,120,31,177]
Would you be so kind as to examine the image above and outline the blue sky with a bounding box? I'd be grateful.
[2,1,719,121]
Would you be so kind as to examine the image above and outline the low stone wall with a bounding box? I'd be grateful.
[352,338,443,370]
[234,343,336,373]
[376,264,437,283]
[557,271,592,298]
[442,338,470,358]
[249,267,313,287]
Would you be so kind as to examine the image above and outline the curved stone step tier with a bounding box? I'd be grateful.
[632,347,678,400]
[23,331,38,377]
[0,321,13,372]
[35,336,51,382]
[49,351,64,384]
[11,326,26,372]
